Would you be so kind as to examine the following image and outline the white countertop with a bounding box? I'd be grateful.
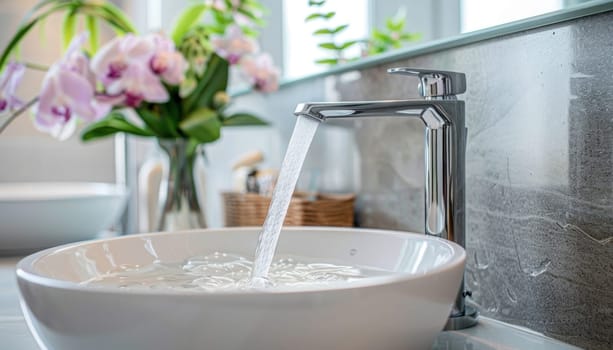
[0,257,579,350]
[0,257,38,349]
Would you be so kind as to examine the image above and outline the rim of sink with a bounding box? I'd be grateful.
[0,182,127,202]
[16,227,466,296]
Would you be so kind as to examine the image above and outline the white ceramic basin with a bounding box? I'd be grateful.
[0,182,128,253]
[17,227,465,350]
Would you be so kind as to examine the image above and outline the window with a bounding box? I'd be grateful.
[461,0,564,32]
[283,0,369,79]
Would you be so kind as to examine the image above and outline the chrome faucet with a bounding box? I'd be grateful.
[294,68,478,330]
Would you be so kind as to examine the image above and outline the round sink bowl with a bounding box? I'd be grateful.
[17,227,465,350]
[0,182,128,254]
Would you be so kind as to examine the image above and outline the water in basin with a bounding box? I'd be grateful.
[81,252,386,291]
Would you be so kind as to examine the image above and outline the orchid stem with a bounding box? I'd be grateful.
[0,97,38,134]
[24,62,49,71]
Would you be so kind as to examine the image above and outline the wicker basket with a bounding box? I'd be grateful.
[222,191,355,227]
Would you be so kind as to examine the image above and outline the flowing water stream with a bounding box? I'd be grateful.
[250,115,320,283]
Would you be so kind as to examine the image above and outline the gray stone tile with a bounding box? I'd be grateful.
[330,12,613,350]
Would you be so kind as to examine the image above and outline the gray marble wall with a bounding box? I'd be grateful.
[342,12,613,349]
[234,11,613,350]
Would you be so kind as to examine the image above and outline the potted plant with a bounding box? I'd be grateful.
[0,0,279,230]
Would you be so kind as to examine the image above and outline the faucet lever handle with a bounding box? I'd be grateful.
[387,68,466,98]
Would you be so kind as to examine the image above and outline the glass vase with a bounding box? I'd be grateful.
[156,139,206,231]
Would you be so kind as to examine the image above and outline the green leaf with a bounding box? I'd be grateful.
[212,10,227,25]
[245,0,266,12]
[19,0,58,25]
[86,15,99,54]
[237,7,258,21]
[81,112,155,141]
[372,29,387,41]
[331,24,348,34]
[305,13,323,22]
[171,4,207,45]
[79,4,136,35]
[1,1,137,69]
[61,8,77,50]
[77,3,136,35]
[400,32,421,41]
[318,42,339,50]
[136,106,180,138]
[205,25,225,36]
[312,24,349,36]
[186,137,202,160]
[179,108,221,143]
[389,17,405,32]
[95,2,137,33]
[368,45,385,55]
[159,96,182,123]
[381,35,395,44]
[308,0,326,6]
[223,113,269,126]
[242,26,258,37]
[183,54,228,113]
[313,28,333,35]
[252,16,266,27]
[315,58,338,65]
[0,2,75,69]
[305,11,335,22]
[385,18,394,30]
[339,40,359,50]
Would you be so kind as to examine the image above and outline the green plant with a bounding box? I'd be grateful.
[367,11,421,55]
[0,1,136,69]
[305,0,421,66]
[305,0,360,65]
[0,0,278,156]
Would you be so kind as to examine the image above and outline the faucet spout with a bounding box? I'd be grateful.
[293,67,477,330]
[294,100,424,121]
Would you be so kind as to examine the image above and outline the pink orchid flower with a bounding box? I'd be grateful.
[91,34,168,107]
[212,25,259,65]
[206,0,227,11]
[0,62,25,115]
[35,33,108,140]
[233,12,253,27]
[240,53,280,93]
[149,34,188,85]
[118,64,169,107]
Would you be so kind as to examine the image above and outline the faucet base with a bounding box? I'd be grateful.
[444,306,479,330]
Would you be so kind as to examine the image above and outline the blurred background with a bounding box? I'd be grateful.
[0,0,593,231]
